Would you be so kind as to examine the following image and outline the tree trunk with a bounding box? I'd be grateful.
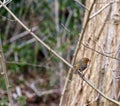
[62,0,120,106]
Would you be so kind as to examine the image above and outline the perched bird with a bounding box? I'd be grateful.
[74,58,90,73]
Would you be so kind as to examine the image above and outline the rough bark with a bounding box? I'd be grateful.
[63,0,120,106]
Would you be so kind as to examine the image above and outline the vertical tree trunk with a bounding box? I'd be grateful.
[63,0,120,106]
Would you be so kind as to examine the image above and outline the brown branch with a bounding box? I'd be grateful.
[0,1,73,70]
[60,26,120,62]
[82,43,120,61]
[0,0,12,8]
[89,1,114,19]
[60,0,96,105]
[0,40,13,106]
[6,61,48,68]
[0,1,119,106]
[77,71,120,106]
[8,26,38,43]
[74,0,89,11]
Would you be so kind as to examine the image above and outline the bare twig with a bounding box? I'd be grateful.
[6,61,48,68]
[81,43,120,61]
[61,10,120,62]
[64,9,73,27]
[5,34,51,58]
[90,37,114,54]
[0,0,12,8]
[26,80,59,97]
[7,26,38,44]
[0,39,13,106]
[61,24,71,33]
[17,38,36,48]
[30,83,59,97]
[89,37,106,54]
[95,5,111,40]
[0,1,73,69]
[60,1,96,105]
[77,71,120,106]
[0,1,119,106]
[61,9,73,38]
[89,1,114,19]
[18,35,51,49]
[55,0,64,93]
[55,0,59,33]
[74,0,89,11]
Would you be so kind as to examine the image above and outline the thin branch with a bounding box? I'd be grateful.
[77,71,120,106]
[17,38,36,49]
[55,0,64,93]
[0,1,73,69]
[89,37,106,54]
[95,5,111,40]
[61,23,71,33]
[89,1,114,19]
[25,80,59,97]
[0,39,13,106]
[88,37,115,54]
[0,1,119,106]
[7,26,38,44]
[62,12,119,62]
[0,15,15,21]
[81,43,120,61]
[5,34,51,58]
[61,9,73,34]
[60,1,96,106]
[0,0,12,8]
[18,34,51,49]
[74,0,89,11]
[6,61,47,68]
[55,0,59,33]
[30,83,59,97]
[65,9,73,27]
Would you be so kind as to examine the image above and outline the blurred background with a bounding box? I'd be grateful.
[0,0,85,105]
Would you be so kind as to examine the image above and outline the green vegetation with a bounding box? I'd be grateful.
[0,0,85,105]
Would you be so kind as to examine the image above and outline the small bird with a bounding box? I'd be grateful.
[73,58,90,73]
